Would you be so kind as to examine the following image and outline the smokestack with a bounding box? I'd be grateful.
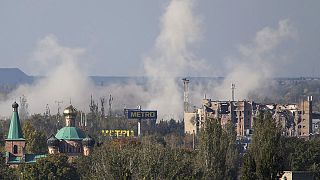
[231,83,236,101]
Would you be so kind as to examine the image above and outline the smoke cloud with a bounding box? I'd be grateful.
[0,35,95,115]
[144,0,204,120]
[0,0,205,121]
[214,20,296,100]
[0,3,297,123]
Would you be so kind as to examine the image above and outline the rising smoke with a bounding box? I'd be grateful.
[0,0,204,120]
[214,20,296,100]
[0,2,295,121]
[144,0,205,120]
[0,35,95,115]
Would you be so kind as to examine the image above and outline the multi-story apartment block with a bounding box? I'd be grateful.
[184,96,315,139]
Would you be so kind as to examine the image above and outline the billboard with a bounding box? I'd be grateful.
[127,110,157,119]
[101,129,135,137]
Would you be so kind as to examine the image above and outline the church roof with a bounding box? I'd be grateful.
[55,127,86,140]
[6,102,24,140]
[4,152,47,164]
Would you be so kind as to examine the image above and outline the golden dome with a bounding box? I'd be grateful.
[63,105,77,117]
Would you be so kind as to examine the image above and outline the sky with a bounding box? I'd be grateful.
[1,0,320,77]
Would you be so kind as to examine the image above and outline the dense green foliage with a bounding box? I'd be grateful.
[74,119,239,180]
[241,111,320,179]
[241,111,283,179]
[198,119,239,179]
[22,121,47,154]
[0,152,17,180]
[18,154,78,180]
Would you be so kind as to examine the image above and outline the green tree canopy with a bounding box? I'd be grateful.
[19,154,79,180]
[22,121,47,154]
[241,111,283,180]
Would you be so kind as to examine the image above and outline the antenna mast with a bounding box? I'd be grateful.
[55,100,63,116]
[108,94,113,117]
[100,97,105,119]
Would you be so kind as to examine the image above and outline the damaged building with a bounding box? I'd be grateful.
[184,96,315,139]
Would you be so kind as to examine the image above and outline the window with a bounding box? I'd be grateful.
[13,145,18,154]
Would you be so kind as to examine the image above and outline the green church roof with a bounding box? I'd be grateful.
[4,152,47,164]
[6,102,24,140]
[55,127,86,140]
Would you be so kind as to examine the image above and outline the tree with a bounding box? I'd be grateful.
[241,152,257,180]
[22,121,47,154]
[0,152,18,180]
[19,154,79,180]
[197,118,239,180]
[241,111,283,180]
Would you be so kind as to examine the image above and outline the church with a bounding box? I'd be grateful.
[4,102,46,166]
[4,102,95,166]
[47,104,95,159]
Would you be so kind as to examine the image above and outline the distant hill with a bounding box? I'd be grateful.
[0,68,33,85]
[0,68,318,89]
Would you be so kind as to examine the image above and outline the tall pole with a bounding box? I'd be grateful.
[137,105,141,137]
[182,78,190,112]
[231,83,236,101]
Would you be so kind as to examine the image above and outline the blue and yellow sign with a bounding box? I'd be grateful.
[127,110,157,119]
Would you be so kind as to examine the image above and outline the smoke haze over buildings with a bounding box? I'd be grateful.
[0,1,301,120]
[214,20,296,100]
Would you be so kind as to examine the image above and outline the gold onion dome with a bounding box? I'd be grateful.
[63,105,77,117]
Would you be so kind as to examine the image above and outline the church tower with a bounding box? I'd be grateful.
[5,102,25,157]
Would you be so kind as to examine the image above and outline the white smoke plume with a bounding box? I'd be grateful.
[214,20,296,100]
[0,35,95,116]
[144,0,205,120]
[0,0,205,121]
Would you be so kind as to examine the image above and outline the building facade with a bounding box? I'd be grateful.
[184,96,315,138]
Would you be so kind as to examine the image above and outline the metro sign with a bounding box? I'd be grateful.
[127,110,157,119]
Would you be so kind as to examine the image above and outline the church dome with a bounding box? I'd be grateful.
[55,127,86,140]
[82,136,95,147]
[47,134,60,147]
[12,101,18,109]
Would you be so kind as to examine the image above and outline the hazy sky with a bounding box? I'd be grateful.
[1,0,319,77]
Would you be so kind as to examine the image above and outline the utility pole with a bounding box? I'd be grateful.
[137,105,141,137]
[55,100,63,130]
[45,104,51,117]
[108,94,113,117]
[100,97,105,119]
[55,100,63,116]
